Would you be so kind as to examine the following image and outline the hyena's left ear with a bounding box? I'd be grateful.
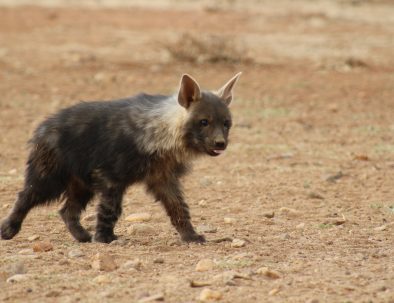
[217,72,242,106]
[178,74,201,109]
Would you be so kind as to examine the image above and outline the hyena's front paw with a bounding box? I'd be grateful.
[181,232,206,243]
[94,232,118,244]
[1,219,21,240]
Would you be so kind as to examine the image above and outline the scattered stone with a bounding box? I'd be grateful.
[196,259,215,272]
[125,213,152,223]
[325,171,344,183]
[7,274,29,283]
[296,222,306,229]
[256,267,281,279]
[199,288,222,301]
[269,287,281,296]
[27,235,40,242]
[46,290,61,297]
[190,279,213,288]
[324,215,346,226]
[68,249,84,258]
[279,207,300,217]
[279,233,290,240]
[18,249,35,255]
[214,270,252,285]
[91,253,117,272]
[198,199,208,207]
[231,239,246,248]
[122,259,142,271]
[138,293,165,303]
[8,168,17,174]
[223,217,236,224]
[58,259,70,266]
[93,274,111,284]
[32,241,53,252]
[374,225,387,231]
[307,192,325,200]
[128,223,156,236]
[262,211,275,219]
[209,237,233,243]
[2,203,10,209]
[354,154,369,161]
[153,257,164,264]
[197,224,217,233]
[82,214,96,222]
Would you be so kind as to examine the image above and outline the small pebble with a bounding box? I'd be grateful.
[18,249,34,255]
[199,288,222,301]
[91,253,117,272]
[195,259,215,272]
[125,213,152,223]
[138,293,165,303]
[231,239,246,248]
[68,249,84,258]
[7,274,29,283]
[93,274,111,284]
[127,223,156,236]
[296,222,305,229]
[223,217,236,224]
[27,235,40,242]
[262,211,275,219]
[122,259,142,270]
[32,241,53,252]
[374,225,387,231]
[269,287,281,296]
[45,290,61,298]
[307,192,325,200]
[256,267,281,279]
[153,257,164,264]
[198,199,208,207]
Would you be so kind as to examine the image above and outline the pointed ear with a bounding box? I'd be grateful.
[178,74,201,109]
[217,72,242,106]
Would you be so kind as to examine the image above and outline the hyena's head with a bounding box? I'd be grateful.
[178,73,241,157]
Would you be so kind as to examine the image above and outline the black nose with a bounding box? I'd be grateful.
[214,141,226,149]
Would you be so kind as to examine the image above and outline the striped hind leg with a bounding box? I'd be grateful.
[1,163,68,240]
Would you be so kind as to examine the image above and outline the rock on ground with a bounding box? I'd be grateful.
[91,253,117,272]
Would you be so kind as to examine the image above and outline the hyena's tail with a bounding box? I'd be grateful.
[1,136,69,240]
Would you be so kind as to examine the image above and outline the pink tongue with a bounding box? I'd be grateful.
[214,150,224,154]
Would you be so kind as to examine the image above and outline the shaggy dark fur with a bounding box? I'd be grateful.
[0,73,241,243]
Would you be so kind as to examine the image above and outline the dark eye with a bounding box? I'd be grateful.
[224,120,231,128]
[200,119,209,127]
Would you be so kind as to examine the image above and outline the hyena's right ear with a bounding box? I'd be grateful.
[178,74,201,109]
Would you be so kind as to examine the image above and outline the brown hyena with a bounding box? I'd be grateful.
[1,73,241,243]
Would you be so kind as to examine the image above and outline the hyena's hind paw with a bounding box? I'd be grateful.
[94,232,118,244]
[181,233,206,244]
[0,218,21,240]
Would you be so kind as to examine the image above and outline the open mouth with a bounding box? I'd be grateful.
[208,149,225,156]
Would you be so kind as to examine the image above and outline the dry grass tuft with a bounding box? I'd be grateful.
[163,33,252,64]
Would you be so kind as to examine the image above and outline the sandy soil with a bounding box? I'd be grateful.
[0,1,394,302]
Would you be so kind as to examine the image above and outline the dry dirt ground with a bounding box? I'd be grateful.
[0,1,394,302]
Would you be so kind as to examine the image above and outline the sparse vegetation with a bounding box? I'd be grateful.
[163,33,252,64]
